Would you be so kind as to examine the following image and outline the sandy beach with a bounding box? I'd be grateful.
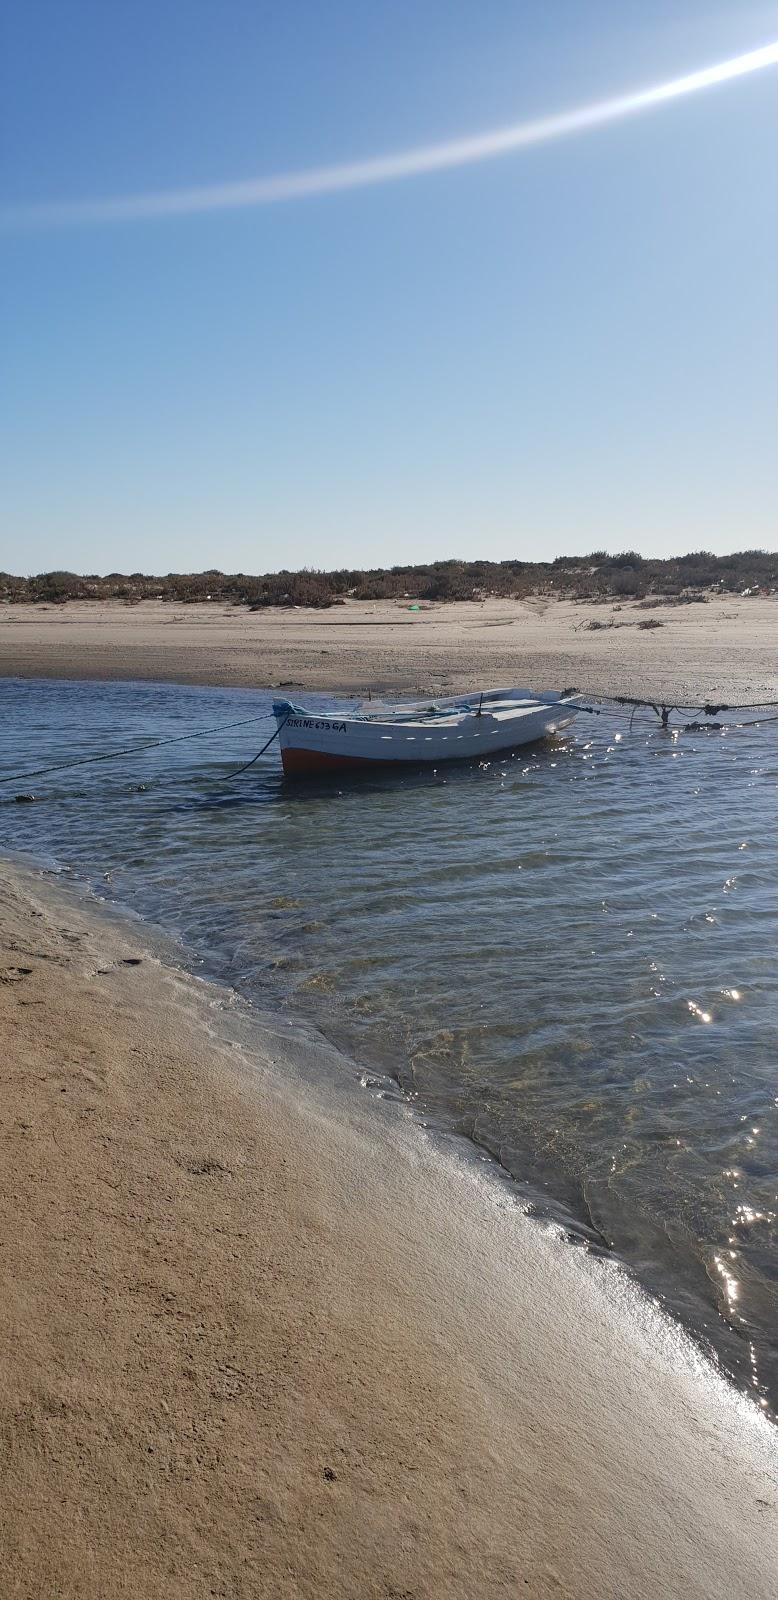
[2,592,777,701]
[1,860,776,1599]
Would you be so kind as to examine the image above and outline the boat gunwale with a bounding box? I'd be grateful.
[273,689,579,732]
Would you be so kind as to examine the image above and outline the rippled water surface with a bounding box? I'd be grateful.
[3,677,778,1409]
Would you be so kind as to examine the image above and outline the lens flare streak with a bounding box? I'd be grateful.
[3,40,778,229]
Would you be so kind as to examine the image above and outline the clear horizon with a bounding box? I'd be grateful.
[3,1,778,572]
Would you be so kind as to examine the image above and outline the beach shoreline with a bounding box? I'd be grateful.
[2,593,778,701]
[1,859,776,1598]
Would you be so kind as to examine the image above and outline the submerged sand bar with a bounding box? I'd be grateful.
[2,593,778,702]
[1,861,776,1598]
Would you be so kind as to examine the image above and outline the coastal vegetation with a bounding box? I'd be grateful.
[1,549,775,608]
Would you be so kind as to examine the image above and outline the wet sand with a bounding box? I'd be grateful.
[1,861,776,1598]
[1,593,777,701]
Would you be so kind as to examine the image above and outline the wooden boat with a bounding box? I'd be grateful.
[272,688,579,776]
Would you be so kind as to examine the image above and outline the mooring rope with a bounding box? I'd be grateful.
[595,694,778,715]
[220,714,290,780]
[0,711,275,786]
[575,693,778,730]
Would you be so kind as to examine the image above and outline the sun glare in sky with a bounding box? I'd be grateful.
[3,39,778,229]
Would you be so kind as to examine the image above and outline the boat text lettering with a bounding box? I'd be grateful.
[286,718,348,733]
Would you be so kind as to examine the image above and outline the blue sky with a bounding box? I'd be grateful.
[2,1,778,575]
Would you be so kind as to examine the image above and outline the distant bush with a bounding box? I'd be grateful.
[4,549,776,608]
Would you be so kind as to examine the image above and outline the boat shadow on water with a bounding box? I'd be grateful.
[177,733,578,814]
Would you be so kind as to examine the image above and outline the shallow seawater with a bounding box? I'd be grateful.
[3,676,778,1410]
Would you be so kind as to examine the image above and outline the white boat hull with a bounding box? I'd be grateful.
[273,689,577,776]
